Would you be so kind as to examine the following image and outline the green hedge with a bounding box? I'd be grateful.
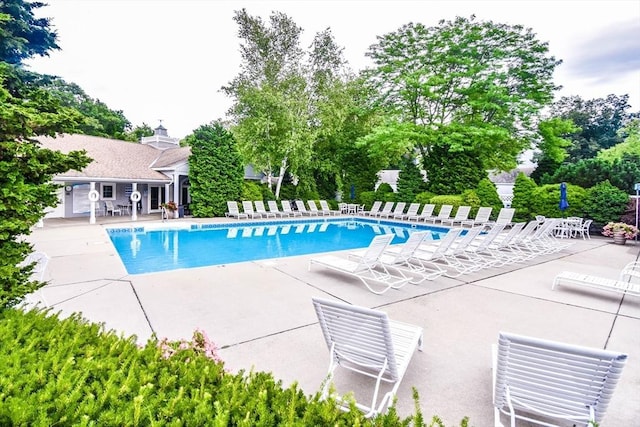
[0,309,469,426]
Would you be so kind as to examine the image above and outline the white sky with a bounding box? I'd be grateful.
[26,0,640,139]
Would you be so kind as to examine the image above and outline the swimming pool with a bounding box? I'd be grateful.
[107,218,450,274]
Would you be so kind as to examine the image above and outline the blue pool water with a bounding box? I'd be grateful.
[107,218,450,274]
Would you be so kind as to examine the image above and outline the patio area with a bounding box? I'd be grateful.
[24,216,640,425]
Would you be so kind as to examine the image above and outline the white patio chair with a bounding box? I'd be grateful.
[440,205,472,226]
[484,208,515,229]
[360,201,382,216]
[296,200,317,216]
[395,202,420,220]
[380,202,405,219]
[308,234,410,294]
[350,231,446,283]
[461,207,493,227]
[307,200,325,216]
[225,201,248,219]
[552,260,640,298]
[254,200,275,218]
[267,200,289,217]
[423,204,453,224]
[281,200,302,217]
[493,331,627,427]
[374,201,394,218]
[312,297,423,418]
[241,201,262,219]
[319,200,341,216]
[409,203,435,222]
[104,200,122,216]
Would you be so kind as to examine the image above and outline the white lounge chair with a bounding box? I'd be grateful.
[380,202,405,219]
[374,201,394,218]
[226,201,248,219]
[281,200,302,217]
[460,206,492,228]
[552,261,640,298]
[296,200,317,216]
[254,200,276,218]
[440,205,471,227]
[408,203,435,222]
[242,201,262,219]
[308,234,410,294]
[350,231,446,283]
[307,200,325,216]
[360,201,382,216]
[267,200,289,217]
[423,204,453,224]
[312,297,423,418]
[493,331,627,427]
[484,207,515,229]
[395,203,420,220]
[319,200,341,216]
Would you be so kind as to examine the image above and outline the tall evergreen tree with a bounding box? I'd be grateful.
[185,122,244,217]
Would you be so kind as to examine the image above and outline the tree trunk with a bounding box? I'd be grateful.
[274,157,288,199]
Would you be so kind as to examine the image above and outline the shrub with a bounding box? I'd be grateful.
[531,183,587,218]
[430,195,464,212]
[461,190,481,217]
[241,180,264,201]
[582,180,630,224]
[0,309,468,426]
[359,191,377,209]
[475,179,503,219]
[511,173,538,222]
[415,191,436,205]
[396,157,426,203]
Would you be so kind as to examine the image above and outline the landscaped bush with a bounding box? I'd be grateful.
[430,195,463,212]
[460,190,481,217]
[415,191,436,205]
[475,179,503,219]
[0,308,469,426]
[511,173,538,222]
[531,183,587,218]
[241,180,264,202]
[582,180,630,225]
[359,191,377,209]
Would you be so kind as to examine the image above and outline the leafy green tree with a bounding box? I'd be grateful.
[582,180,629,224]
[550,95,632,162]
[185,122,244,217]
[0,1,58,64]
[1,4,91,308]
[362,16,560,190]
[396,156,425,202]
[223,9,314,199]
[423,143,486,194]
[530,117,577,183]
[511,173,538,222]
[475,178,504,218]
[597,119,640,162]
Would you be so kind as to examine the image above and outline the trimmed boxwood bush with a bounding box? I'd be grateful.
[531,183,586,218]
[0,309,470,426]
[582,180,629,225]
[430,195,464,213]
[475,179,503,220]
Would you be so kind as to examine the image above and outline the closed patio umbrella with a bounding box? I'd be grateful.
[559,182,569,215]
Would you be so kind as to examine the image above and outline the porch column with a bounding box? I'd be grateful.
[131,182,138,221]
[173,172,180,205]
[89,182,97,224]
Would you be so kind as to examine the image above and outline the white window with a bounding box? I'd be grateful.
[100,182,116,200]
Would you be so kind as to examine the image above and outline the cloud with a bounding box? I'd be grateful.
[568,19,640,83]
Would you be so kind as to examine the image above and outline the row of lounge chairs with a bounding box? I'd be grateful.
[309,218,571,294]
[225,200,341,219]
[360,201,516,227]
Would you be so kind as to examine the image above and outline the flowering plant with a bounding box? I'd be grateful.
[602,222,639,240]
[162,201,178,211]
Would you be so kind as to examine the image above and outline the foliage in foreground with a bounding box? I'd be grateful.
[0,308,470,426]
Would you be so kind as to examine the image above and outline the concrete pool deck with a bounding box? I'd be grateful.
[24,215,640,425]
